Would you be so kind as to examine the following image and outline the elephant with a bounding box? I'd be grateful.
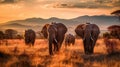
[41,22,67,55]
[65,34,75,47]
[75,23,100,54]
[24,29,36,46]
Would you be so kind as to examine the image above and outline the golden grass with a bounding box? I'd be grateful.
[0,39,120,67]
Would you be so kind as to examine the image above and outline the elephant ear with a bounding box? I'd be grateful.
[41,24,50,38]
[75,24,85,39]
[91,24,100,38]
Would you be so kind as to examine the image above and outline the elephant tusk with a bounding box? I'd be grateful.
[91,37,94,42]
[90,33,94,42]
[54,38,58,43]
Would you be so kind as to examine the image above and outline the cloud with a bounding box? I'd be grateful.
[0,0,119,9]
[52,0,120,9]
[94,0,113,3]
[112,0,120,7]
[53,3,111,9]
[0,0,20,4]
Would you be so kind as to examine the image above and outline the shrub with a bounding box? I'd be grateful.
[103,32,111,38]
[104,38,118,54]
[108,25,120,40]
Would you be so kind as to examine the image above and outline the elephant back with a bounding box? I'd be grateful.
[25,29,36,37]
[54,23,67,34]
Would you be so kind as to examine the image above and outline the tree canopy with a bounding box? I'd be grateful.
[111,10,120,20]
[5,29,18,39]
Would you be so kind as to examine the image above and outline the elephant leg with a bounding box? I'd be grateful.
[90,42,94,54]
[84,38,92,54]
[49,43,53,55]
[68,41,70,46]
[72,40,75,45]
[31,41,34,46]
[53,43,56,51]
[58,36,64,50]
[53,40,58,52]
[89,40,93,54]
[83,39,87,54]
[90,36,98,54]
[48,37,54,55]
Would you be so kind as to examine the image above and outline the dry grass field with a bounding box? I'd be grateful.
[0,39,120,67]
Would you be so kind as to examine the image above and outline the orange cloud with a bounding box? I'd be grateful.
[0,0,118,23]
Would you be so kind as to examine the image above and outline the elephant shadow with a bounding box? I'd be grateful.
[81,52,120,63]
[81,53,105,63]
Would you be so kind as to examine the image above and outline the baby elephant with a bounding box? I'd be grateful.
[65,34,75,47]
[24,29,36,47]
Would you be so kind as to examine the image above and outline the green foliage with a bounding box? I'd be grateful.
[111,10,120,20]
[108,25,120,40]
[110,30,120,40]
[103,32,110,38]
[0,31,4,40]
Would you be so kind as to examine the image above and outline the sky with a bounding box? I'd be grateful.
[0,0,119,23]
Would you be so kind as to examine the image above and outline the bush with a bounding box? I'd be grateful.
[108,25,120,40]
[103,32,111,38]
[10,52,32,67]
[0,51,11,59]
[104,38,118,54]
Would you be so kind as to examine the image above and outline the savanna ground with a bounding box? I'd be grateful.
[0,39,120,67]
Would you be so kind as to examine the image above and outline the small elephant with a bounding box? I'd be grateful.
[75,23,100,54]
[65,34,75,47]
[41,22,67,55]
[24,29,36,46]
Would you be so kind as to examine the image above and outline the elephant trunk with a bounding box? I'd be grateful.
[48,35,53,55]
[48,33,56,55]
[90,33,94,54]
[90,33,94,43]
[83,33,94,54]
[54,38,58,44]
[48,32,58,55]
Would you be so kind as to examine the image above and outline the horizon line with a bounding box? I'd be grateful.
[0,14,115,24]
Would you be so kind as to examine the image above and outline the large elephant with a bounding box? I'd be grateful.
[24,29,36,46]
[41,22,67,55]
[65,34,75,47]
[75,23,100,54]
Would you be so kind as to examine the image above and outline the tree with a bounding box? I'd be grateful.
[107,25,120,40]
[0,31,4,40]
[111,10,120,21]
[4,29,18,39]
[103,32,110,38]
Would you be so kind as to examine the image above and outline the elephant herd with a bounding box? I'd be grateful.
[24,22,100,55]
